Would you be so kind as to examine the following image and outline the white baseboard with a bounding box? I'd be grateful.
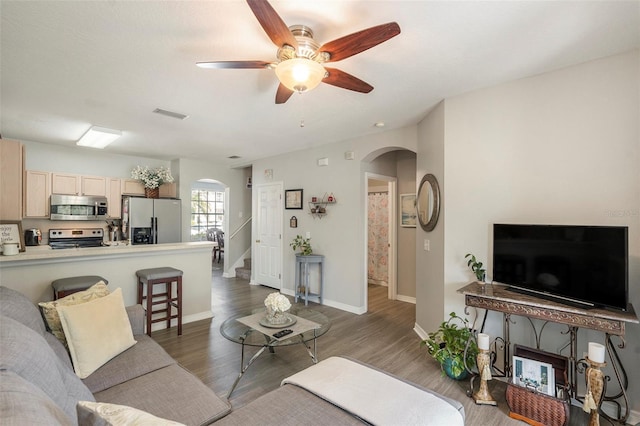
[150,310,213,332]
[414,322,428,340]
[281,288,366,314]
[396,294,416,304]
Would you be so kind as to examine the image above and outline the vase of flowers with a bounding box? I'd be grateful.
[264,292,291,325]
[131,166,174,198]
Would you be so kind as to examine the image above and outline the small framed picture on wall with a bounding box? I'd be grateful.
[400,193,417,227]
[285,189,303,209]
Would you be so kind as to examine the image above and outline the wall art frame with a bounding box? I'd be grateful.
[285,189,303,209]
[400,193,417,227]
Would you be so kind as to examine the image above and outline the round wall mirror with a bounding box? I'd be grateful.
[416,173,440,232]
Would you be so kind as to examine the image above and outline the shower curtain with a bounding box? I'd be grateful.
[368,192,389,285]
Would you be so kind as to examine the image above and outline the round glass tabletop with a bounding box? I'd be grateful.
[220,306,331,347]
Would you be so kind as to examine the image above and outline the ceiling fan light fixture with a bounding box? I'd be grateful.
[275,58,325,92]
[76,126,121,149]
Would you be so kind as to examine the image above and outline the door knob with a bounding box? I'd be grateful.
[256,240,261,243]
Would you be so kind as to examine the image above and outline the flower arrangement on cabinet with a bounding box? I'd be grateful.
[131,166,174,189]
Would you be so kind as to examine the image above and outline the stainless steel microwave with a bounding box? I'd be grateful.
[50,194,108,221]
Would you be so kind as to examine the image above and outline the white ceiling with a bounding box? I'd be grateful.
[2,1,638,166]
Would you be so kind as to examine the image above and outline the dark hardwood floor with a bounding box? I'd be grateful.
[153,266,592,425]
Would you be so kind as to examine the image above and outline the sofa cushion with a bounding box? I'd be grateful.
[83,334,176,394]
[77,401,186,426]
[58,288,137,379]
[0,285,46,335]
[0,315,95,423]
[0,370,74,426]
[39,281,110,348]
[94,364,231,426]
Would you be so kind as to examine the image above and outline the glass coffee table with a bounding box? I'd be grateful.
[220,306,330,397]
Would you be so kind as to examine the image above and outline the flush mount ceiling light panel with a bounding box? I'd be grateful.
[76,126,122,149]
[196,0,400,104]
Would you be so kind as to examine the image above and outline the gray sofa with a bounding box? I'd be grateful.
[0,285,465,425]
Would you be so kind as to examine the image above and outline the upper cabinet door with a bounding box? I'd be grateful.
[0,139,24,220]
[51,173,81,195]
[121,179,145,196]
[24,170,51,218]
[82,175,107,196]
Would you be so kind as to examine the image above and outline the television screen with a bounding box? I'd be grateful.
[493,224,628,311]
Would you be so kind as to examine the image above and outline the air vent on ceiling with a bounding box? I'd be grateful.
[152,108,189,120]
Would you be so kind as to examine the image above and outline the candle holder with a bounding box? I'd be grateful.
[473,348,497,406]
[584,357,606,426]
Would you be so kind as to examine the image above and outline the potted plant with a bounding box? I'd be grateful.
[465,253,486,282]
[421,312,478,380]
[290,235,312,255]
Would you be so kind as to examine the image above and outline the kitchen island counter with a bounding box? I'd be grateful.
[0,241,213,265]
[0,242,215,331]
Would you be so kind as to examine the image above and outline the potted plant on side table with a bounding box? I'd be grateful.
[421,312,478,380]
[290,235,312,255]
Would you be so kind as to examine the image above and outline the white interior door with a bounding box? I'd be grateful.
[255,182,282,289]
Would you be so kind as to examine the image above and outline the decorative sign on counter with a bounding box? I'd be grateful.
[0,221,25,253]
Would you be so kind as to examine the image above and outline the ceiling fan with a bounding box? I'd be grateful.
[196,0,401,104]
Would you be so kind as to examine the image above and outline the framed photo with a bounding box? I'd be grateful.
[285,189,303,209]
[0,221,25,253]
[400,193,417,227]
[513,355,555,396]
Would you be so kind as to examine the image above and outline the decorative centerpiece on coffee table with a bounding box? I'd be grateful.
[261,292,295,327]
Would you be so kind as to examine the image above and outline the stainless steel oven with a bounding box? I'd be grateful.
[50,194,108,221]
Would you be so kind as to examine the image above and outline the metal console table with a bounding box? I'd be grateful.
[458,282,638,423]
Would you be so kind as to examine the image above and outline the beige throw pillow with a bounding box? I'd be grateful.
[39,281,110,348]
[77,401,186,426]
[57,288,136,379]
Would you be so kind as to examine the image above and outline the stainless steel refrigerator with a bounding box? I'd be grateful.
[122,196,181,244]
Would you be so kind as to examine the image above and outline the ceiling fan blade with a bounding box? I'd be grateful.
[275,83,294,104]
[246,0,298,49]
[196,60,271,69]
[319,22,401,63]
[323,67,373,93]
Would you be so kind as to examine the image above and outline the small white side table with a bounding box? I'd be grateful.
[295,254,324,306]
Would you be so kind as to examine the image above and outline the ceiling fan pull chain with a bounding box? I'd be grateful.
[299,93,306,128]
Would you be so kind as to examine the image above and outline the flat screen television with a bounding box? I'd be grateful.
[493,224,629,311]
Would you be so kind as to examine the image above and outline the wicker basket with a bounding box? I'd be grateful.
[507,345,570,426]
[506,381,570,426]
[144,187,159,198]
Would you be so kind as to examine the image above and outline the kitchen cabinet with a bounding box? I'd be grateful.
[159,182,177,198]
[0,139,24,220]
[51,173,107,196]
[107,178,122,218]
[24,170,51,218]
[121,179,145,196]
[121,179,176,198]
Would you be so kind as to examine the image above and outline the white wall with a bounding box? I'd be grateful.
[416,101,446,332]
[418,50,640,415]
[252,126,417,313]
[175,158,252,275]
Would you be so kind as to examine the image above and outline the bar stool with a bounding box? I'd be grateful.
[52,276,109,300]
[136,267,183,336]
